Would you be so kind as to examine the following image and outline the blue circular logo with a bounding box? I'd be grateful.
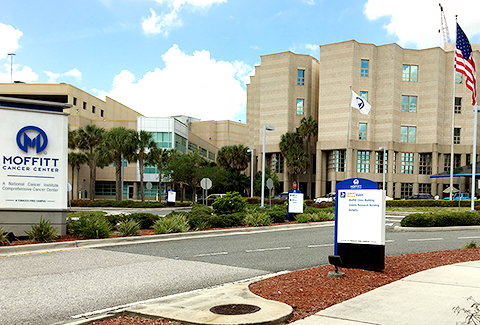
[16,126,48,153]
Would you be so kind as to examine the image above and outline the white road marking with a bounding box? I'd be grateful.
[386,240,395,243]
[458,236,480,240]
[407,238,443,242]
[307,244,334,248]
[193,252,228,257]
[246,247,290,253]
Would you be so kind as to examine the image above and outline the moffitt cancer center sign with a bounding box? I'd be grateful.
[0,97,69,235]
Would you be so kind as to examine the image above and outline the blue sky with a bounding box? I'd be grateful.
[1,0,480,122]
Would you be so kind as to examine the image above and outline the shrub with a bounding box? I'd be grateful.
[212,192,247,214]
[187,206,214,230]
[463,241,479,249]
[310,210,335,221]
[0,227,10,246]
[295,213,312,223]
[453,296,480,324]
[67,214,112,239]
[266,205,288,223]
[215,212,245,228]
[25,219,59,243]
[117,219,140,237]
[400,213,435,227]
[400,211,480,227]
[244,211,272,227]
[127,213,160,229]
[153,214,190,234]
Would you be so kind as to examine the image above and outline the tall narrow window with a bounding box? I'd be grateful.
[359,123,367,140]
[296,99,304,115]
[73,97,77,106]
[334,150,345,172]
[454,128,461,144]
[357,150,370,173]
[455,71,463,84]
[400,126,416,143]
[361,60,369,77]
[401,183,413,199]
[297,69,305,85]
[83,102,86,110]
[92,105,96,114]
[419,153,432,175]
[273,153,284,173]
[455,97,462,114]
[376,151,387,173]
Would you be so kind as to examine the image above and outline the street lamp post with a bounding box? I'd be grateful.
[261,125,275,208]
[379,146,386,195]
[8,53,15,83]
[247,149,254,198]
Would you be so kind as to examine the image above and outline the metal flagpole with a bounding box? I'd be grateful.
[471,105,478,210]
[450,35,457,200]
[346,86,353,180]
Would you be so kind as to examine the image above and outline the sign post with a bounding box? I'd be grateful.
[335,178,385,271]
[287,184,303,221]
[266,178,273,209]
[200,177,212,207]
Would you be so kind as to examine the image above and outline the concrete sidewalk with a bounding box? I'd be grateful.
[292,260,480,325]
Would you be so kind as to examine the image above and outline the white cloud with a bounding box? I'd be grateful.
[0,63,38,83]
[44,68,83,83]
[364,0,480,49]
[142,0,226,36]
[0,23,22,60]
[104,44,253,122]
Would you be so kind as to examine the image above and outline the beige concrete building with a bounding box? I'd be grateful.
[246,51,320,198]
[0,83,245,201]
[247,41,480,199]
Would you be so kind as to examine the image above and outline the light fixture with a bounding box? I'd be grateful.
[328,255,345,278]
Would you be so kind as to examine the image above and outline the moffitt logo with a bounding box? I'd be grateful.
[16,126,48,153]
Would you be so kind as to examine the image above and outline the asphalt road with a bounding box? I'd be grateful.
[1,218,480,325]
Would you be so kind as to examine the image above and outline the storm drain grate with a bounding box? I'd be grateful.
[210,304,261,315]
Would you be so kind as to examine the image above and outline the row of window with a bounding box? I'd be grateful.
[358,124,462,144]
[72,96,104,117]
[331,150,470,174]
[361,60,418,82]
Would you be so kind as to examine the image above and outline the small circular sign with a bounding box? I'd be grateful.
[266,178,274,190]
[293,181,297,189]
[146,182,152,190]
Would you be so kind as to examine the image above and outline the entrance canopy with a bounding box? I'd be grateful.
[430,161,480,178]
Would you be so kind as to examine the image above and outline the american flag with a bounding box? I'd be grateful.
[455,23,477,106]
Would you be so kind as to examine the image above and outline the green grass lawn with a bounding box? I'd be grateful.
[387,206,475,213]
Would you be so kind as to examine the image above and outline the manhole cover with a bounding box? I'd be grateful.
[210,304,261,315]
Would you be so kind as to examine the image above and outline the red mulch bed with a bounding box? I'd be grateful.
[81,248,480,325]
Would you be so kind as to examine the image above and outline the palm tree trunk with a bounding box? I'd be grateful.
[139,158,145,203]
[89,149,96,202]
[71,165,75,201]
[115,157,122,201]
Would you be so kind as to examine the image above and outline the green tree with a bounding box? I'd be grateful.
[68,152,88,200]
[298,116,318,199]
[279,131,309,183]
[132,131,156,203]
[166,151,207,203]
[216,144,250,172]
[254,167,280,196]
[97,127,137,201]
[146,147,172,201]
[75,124,106,201]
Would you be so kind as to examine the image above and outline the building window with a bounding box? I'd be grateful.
[401,95,417,112]
[100,109,104,118]
[273,153,284,173]
[360,91,368,101]
[401,183,413,199]
[400,126,416,143]
[359,123,367,140]
[418,183,431,194]
[419,153,432,175]
[174,134,187,153]
[393,152,397,174]
[334,150,345,172]
[92,105,96,114]
[443,154,462,172]
[152,132,172,149]
[208,152,215,161]
[73,97,77,106]
[296,99,304,115]
[454,128,461,144]
[455,97,462,114]
[402,64,418,82]
[297,69,305,85]
[357,150,370,173]
[83,102,86,110]
[188,141,198,152]
[376,150,387,173]
[401,152,414,174]
[199,147,207,158]
[361,60,369,77]
[455,71,463,84]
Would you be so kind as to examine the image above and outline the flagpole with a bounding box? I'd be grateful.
[472,105,478,210]
[346,86,353,180]
[449,19,458,200]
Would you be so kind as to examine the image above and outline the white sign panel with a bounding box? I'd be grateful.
[167,190,176,203]
[288,192,304,213]
[0,109,68,210]
[337,189,385,245]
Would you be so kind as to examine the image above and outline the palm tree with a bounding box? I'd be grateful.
[298,116,318,198]
[68,152,88,200]
[75,124,106,201]
[279,131,309,184]
[216,144,250,172]
[146,146,171,202]
[132,130,156,202]
[97,127,137,201]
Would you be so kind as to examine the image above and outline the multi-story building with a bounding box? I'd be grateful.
[246,51,320,199]
[0,83,246,201]
[247,40,480,199]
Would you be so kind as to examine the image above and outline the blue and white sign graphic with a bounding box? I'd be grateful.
[16,126,48,153]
